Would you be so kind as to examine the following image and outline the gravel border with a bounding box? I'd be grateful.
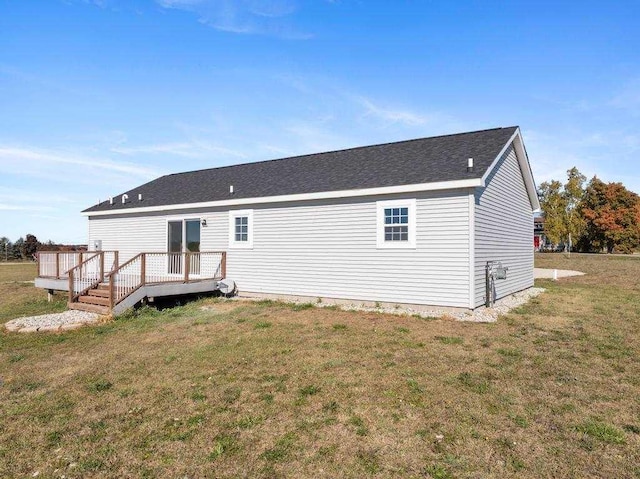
[332,288,545,322]
[236,287,546,323]
[4,310,101,333]
[5,287,545,333]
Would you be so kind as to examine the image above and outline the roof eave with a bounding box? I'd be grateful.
[82,177,484,217]
[480,127,540,212]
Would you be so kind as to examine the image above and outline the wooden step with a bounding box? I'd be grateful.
[87,288,110,298]
[78,295,110,306]
[68,302,109,315]
[97,283,110,291]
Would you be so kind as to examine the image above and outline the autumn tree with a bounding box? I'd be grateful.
[580,177,640,253]
[539,180,565,245]
[539,167,586,252]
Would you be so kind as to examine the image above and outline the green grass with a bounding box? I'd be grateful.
[0,255,639,477]
[576,420,626,444]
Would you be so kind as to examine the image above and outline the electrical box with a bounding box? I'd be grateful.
[485,261,509,307]
[93,240,102,251]
[494,266,508,280]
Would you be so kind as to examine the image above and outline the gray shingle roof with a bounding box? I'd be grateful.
[84,126,518,213]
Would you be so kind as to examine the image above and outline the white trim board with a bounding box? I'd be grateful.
[468,190,475,309]
[376,198,417,249]
[83,178,484,217]
[480,127,540,212]
[228,209,254,249]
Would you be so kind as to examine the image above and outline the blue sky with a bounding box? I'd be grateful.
[1,0,639,243]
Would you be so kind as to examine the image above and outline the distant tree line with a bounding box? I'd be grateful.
[0,234,87,261]
[539,168,640,253]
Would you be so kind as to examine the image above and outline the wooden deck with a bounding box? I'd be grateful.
[36,251,228,316]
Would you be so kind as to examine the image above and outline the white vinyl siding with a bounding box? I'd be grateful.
[474,146,534,307]
[88,216,167,262]
[89,190,472,308]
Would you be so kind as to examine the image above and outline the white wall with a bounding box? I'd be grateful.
[474,146,534,307]
[89,190,472,308]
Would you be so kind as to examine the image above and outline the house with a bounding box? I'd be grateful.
[36,126,539,314]
[534,216,547,251]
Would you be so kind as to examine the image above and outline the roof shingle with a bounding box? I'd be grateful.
[84,126,518,212]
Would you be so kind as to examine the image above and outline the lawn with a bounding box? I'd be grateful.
[0,254,638,478]
[0,261,38,282]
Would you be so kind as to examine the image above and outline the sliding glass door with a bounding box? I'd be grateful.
[167,219,200,275]
[185,219,201,275]
[168,220,184,274]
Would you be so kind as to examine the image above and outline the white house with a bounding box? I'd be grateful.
[38,126,539,314]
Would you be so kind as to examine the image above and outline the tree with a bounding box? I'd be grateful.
[24,234,40,260]
[0,237,11,261]
[539,180,565,246]
[12,237,25,260]
[539,167,586,252]
[580,177,640,253]
[564,167,587,252]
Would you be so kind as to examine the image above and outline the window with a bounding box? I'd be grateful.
[229,210,253,249]
[384,207,409,241]
[376,199,416,249]
[235,216,248,242]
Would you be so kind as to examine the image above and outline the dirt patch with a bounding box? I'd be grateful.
[199,301,243,315]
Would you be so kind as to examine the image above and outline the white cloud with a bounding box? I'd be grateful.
[0,187,74,205]
[0,146,158,179]
[354,96,432,127]
[0,203,56,212]
[610,79,640,115]
[111,141,246,160]
[155,0,312,38]
[0,145,163,237]
[524,128,640,194]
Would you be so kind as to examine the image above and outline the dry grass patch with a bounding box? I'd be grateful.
[0,285,67,325]
[0,257,639,478]
[0,261,37,283]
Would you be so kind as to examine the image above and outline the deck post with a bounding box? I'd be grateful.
[109,275,115,311]
[184,252,190,282]
[114,251,119,271]
[221,252,226,278]
[141,253,146,286]
[100,253,105,280]
[78,252,83,280]
[68,269,73,303]
[55,252,60,279]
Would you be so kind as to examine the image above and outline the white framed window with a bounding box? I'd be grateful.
[229,209,254,249]
[376,199,416,249]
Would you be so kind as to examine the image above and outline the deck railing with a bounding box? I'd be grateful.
[68,252,106,302]
[106,251,226,309]
[37,251,119,279]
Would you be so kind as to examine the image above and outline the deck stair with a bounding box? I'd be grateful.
[64,251,227,316]
[70,284,111,315]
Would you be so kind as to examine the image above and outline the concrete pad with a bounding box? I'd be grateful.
[534,268,585,279]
